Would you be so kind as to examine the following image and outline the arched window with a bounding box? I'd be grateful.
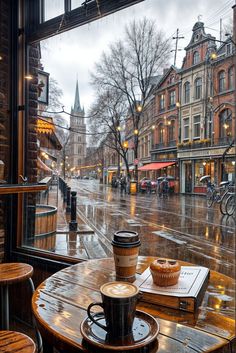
[219,109,232,141]
[193,51,200,65]
[228,67,234,90]
[158,123,164,143]
[218,70,225,92]
[168,120,175,142]
[184,81,190,103]
[194,78,202,99]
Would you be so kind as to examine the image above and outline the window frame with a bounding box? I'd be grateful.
[218,70,225,93]
[193,115,201,140]
[193,51,200,65]
[184,81,190,103]
[168,119,175,142]
[194,77,202,100]
[183,117,190,141]
[158,122,164,143]
[26,0,144,43]
[159,94,165,111]
[169,90,176,108]
[228,66,234,90]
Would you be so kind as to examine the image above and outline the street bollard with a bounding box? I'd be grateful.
[63,181,67,202]
[66,186,71,213]
[69,191,78,231]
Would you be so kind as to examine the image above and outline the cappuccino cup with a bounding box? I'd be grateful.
[112,230,141,279]
[87,281,139,338]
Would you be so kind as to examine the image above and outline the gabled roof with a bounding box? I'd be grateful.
[153,66,179,91]
[185,21,216,50]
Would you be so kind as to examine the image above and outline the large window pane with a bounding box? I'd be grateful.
[71,0,84,10]
[44,0,64,22]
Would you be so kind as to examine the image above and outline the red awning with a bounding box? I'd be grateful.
[138,162,175,171]
[37,157,53,173]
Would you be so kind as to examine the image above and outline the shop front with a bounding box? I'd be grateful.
[178,146,235,194]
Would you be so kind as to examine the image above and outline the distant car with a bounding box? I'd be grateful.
[83,176,89,180]
[139,177,157,192]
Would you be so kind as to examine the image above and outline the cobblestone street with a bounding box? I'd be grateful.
[53,179,235,277]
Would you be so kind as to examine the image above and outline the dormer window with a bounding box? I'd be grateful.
[193,51,200,65]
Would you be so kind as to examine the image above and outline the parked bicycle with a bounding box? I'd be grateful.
[225,192,235,216]
[199,175,232,211]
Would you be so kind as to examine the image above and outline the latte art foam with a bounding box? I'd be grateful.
[101,282,138,298]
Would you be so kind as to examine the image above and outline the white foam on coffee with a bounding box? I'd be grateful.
[101,282,138,298]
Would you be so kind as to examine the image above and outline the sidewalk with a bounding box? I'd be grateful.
[36,183,111,260]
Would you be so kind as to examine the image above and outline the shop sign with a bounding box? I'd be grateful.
[178,147,235,159]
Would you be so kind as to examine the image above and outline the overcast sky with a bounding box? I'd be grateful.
[41,0,234,121]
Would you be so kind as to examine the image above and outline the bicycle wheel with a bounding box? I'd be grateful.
[206,190,214,207]
[226,194,235,216]
[220,192,228,215]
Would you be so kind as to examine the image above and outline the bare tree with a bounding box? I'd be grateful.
[88,88,131,178]
[91,17,171,179]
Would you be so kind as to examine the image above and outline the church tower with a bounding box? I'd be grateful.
[68,80,86,174]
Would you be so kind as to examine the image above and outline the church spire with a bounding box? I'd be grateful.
[73,80,82,113]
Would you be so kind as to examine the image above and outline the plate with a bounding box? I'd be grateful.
[80,309,159,351]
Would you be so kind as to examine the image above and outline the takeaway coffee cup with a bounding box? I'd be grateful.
[87,281,139,338]
[111,230,141,279]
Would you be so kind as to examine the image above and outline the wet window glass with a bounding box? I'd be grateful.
[71,0,84,10]
[44,0,64,22]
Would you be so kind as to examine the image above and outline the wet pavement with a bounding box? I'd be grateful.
[67,179,235,277]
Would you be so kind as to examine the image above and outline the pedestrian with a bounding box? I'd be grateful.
[120,176,127,194]
[146,179,152,194]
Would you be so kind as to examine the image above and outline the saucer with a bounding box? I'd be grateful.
[80,310,159,351]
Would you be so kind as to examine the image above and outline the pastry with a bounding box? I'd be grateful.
[150,258,181,286]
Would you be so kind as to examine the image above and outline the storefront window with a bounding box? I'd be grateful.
[195,161,214,186]
[223,161,235,181]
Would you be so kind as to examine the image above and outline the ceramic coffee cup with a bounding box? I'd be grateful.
[87,281,139,338]
[111,230,141,279]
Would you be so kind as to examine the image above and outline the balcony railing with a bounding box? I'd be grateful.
[151,141,177,150]
[177,137,234,150]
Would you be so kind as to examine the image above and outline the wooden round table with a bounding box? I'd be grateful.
[32,257,235,353]
[0,331,36,353]
[0,263,33,330]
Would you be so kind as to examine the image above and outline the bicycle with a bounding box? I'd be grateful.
[200,175,231,209]
[220,184,235,215]
[225,192,235,216]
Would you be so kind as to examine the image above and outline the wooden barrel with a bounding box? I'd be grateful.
[35,204,57,237]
